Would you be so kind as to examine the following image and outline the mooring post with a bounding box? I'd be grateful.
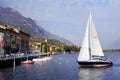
[13,54,15,67]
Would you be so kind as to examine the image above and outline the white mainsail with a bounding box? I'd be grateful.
[77,17,90,61]
[78,13,104,61]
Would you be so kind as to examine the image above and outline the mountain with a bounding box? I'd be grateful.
[0,7,72,44]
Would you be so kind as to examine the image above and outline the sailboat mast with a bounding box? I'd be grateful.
[89,12,93,60]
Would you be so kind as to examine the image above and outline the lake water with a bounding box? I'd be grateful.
[0,52,120,80]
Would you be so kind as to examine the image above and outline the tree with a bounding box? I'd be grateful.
[55,48,62,52]
[63,45,80,52]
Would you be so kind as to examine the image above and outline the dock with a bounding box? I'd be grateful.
[0,53,51,69]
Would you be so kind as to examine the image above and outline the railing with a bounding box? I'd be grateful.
[0,52,51,60]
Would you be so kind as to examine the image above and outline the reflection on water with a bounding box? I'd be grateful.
[0,68,15,80]
[0,71,4,80]
[78,67,110,80]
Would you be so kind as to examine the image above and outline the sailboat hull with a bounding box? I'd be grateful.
[77,60,113,67]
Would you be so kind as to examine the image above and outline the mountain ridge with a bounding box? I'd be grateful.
[0,7,72,44]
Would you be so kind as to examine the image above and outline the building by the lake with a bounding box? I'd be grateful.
[0,24,30,56]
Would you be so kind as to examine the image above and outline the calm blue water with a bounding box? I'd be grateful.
[0,52,120,80]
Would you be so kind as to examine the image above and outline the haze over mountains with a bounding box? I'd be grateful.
[0,7,72,44]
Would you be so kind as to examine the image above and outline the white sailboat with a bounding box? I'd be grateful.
[77,13,113,67]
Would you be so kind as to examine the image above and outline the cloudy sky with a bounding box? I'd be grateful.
[0,0,120,49]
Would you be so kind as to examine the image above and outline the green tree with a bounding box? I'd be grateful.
[55,48,62,52]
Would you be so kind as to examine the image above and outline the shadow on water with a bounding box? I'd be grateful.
[78,67,112,80]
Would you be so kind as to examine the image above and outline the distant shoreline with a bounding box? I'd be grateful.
[103,49,120,52]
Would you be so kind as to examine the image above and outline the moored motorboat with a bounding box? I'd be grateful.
[33,56,52,62]
[21,60,34,64]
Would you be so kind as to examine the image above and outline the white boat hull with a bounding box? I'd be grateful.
[33,57,52,62]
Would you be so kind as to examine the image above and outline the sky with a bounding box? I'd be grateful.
[0,0,120,49]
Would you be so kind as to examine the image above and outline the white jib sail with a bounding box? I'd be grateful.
[89,13,104,57]
[77,18,90,61]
